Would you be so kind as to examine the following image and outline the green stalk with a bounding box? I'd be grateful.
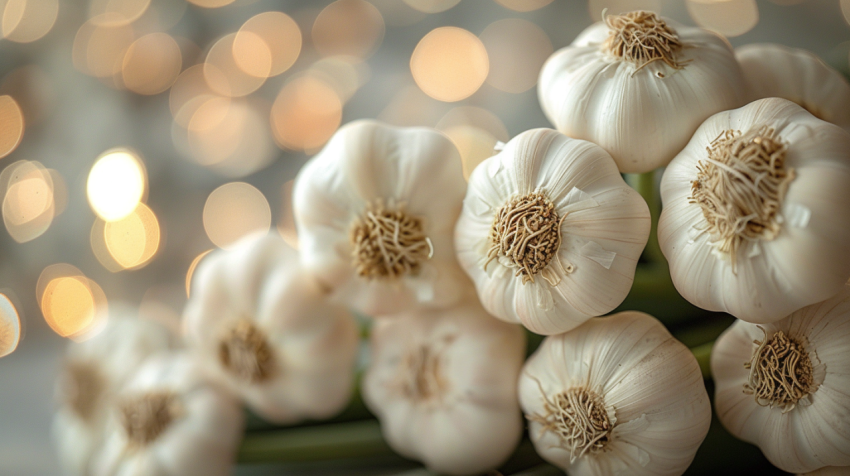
[691,341,714,379]
[626,171,666,266]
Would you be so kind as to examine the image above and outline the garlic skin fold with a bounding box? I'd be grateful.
[293,120,468,316]
[362,298,526,475]
[93,353,244,476]
[52,311,177,476]
[712,288,850,473]
[183,233,359,424]
[519,311,711,476]
[538,11,745,173]
[455,128,649,335]
[736,43,850,131]
[659,98,850,323]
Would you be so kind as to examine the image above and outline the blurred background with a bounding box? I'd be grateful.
[0,0,848,474]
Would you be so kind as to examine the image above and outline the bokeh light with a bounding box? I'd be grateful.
[185,0,234,8]
[236,12,301,78]
[842,0,850,26]
[271,75,342,152]
[121,32,182,95]
[88,0,150,25]
[312,0,385,59]
[277,180,298,249]
[410,27,489,102]
[185,249,213,298]
[87,148,147,222]
[588,0,662,20]
[169,64,226,127]
[493,0,553,11]
[1,160,59,243]
[370,0,425,27]
[402,0,460,13]
[203,182,271,249]
[0,65,55,127]
[0,95,24,159]
[72,15,135,82]
[378,84,444,127]
[103,203,160,270]
[1,0,59,43]
[480,19,552,94]
[38,265,107,340]
[686,0,759,37]
[0,292,21,358]
[308,56,370,103]
[205,33,267,97]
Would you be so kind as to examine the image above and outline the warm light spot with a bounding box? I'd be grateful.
[0,292,21,358]
[402,0,460,13]
[186,249,213,298]
[271,75,342,151]
[442,125,499,181]
[842,0,850,26]
[0,65,54,127]
[236,12,301,77]
[378,84,444,127]
[87,148,147,222]
[411,27,489,102]
[480,19,552,94]
[277,180,298,249]
[169,64,227,127]
[308,56,370,102]
[231,31,272,79]
[41,276,96,338]
[686,0,759,37]
[312,0,385,59]
[122,33,182,95]
[103,203,160,270]
[72,15,135,79]
[203,182,271,249]
[493,0,553,11]
[1,160,55,243]
[1,0,58,43]
[90,218,124,273]
[185,0,234,7]
[205,33,267,97]
[436,106,509,142]
[0,95,24,159]
[588,0,662,20]
[88,0,150,25]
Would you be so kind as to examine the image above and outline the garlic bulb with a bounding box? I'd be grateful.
[455,128,650,335]
[293,119,468,316]
[183,233,359,424]
[53,310,178,476]
[800,468,850,476]
[659,98,850,323]
[736,43,850,131]
[538,10,745,173]
[362,297,526,475]
[712,288,850,473]
[92,353,243,476]
[519,311,711,476]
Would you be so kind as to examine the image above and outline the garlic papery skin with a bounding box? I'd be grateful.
[538,10,746,173]
[800,468,850,476]
[293,119,468,316]
[183,233,359,424]
[362,298,526,475]
[659,97,850,323]
[52,310,178,476]
[92,353,243,476]
[736,43,850,131]
[519,311,711,476]
[455,128,650,335]
[711,288,850,474]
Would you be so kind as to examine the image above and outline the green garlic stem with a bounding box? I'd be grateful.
[626,171,666,266]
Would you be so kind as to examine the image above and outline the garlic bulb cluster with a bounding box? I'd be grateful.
[293,120,468,316]
[538,10,745,173]
[519,311,711,476]
[53,311,178,476]
[363,297,526,475]
[736,43,850,131]
[93,353,244,476]
[183,233,359,424]
[455,128,650,335]
[659,98,850,323]
[712,288,850,473]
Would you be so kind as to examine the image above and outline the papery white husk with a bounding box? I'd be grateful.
[363,297,526,475]
[712,288,850,474]
[538,14,745,173]
[52,308,178,476]
[293,119,468,316]
[800,467,850,476]
[183,233,359,424]
[737,43,850,131]
[519,311,711,476]
[659,98,850,323]
[455,128,650,335]
[93,353,243,476]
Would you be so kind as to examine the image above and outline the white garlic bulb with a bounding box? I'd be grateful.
[455,128,650,335]
[53,310,178,476]
[659,98,850,323]
[800,468,850,476]
[538,10,745,173]
[362,297,526,475]
[737,43,850,131]
[519,311,711,476]
[183,233,359,424]
[293,119,468,316]
[712,288,850,473]
[93,353,243,476]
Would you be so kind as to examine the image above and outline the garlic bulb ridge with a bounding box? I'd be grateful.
[538,10,746,173]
